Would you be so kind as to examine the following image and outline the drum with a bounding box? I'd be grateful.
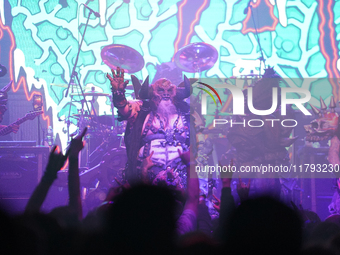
[77,148,127,195]
[81,147,127,212]
[99,147,128,187]
[66,148,126,188]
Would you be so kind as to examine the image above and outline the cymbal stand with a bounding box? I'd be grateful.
[194,65,202,82]
[64,6,97,141]
[109,95,115,128]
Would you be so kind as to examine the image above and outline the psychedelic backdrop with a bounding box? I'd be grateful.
[0,0,339,152]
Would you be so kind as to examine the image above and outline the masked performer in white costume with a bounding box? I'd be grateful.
[107,67,205,187]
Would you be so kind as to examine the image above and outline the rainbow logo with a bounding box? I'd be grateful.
[197,82,222,106]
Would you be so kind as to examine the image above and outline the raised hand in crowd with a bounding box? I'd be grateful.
[219,158,234,188]
[68,127,87,157]
[48,146,69,174]
[68,127,87,220]
[237,177,251,202]
[212,159,234,212]
[25,145,68,213]
[178,149,199,234]
[214,158,237,240]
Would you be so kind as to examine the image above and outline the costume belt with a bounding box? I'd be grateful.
[141,134,186,146]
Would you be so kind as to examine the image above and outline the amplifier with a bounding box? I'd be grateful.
[0,146,49,197]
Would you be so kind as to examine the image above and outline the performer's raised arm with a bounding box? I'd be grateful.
[107,67,131,116]
[107,67,144,125]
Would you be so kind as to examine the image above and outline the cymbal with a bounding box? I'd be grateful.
[174,42,218,73]
[101,44,144,73]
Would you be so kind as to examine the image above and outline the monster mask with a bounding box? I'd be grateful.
[305,97,339,142]
[151,78,177,106]
[132,75,191,102]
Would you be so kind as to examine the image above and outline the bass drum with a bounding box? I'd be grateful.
[100,147,127,188]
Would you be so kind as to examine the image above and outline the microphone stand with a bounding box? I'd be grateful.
[249,4,266,75]
[64,7,95,141]
[37,115,41,145]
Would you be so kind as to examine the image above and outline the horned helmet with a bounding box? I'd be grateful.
[130,75,191,106]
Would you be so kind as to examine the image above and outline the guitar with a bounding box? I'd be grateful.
[0,110,43,136]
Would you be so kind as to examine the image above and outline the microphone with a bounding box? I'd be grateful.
[244,0,252,14]
[84,4,100,18]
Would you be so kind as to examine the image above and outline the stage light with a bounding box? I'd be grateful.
[0,64,7,77]
[33,95,43,111]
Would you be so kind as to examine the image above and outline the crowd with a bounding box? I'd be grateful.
[0,127,340,255]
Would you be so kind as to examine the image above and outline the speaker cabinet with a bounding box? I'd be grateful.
[297,146,336,220]
[0,146,49,213]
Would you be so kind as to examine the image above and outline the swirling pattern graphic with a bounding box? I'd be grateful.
[0,0,338,152]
